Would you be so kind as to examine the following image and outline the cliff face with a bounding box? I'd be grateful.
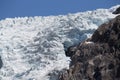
[113,7,120,14]
[59,15,120,80]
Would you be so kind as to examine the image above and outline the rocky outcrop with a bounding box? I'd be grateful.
[59,15,120,80]
[113,6,120,14]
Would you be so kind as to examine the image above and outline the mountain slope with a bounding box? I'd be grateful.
[60,10,120,80]
[0,6,119,80]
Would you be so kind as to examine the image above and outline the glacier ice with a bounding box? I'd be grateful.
[0,6,119,80]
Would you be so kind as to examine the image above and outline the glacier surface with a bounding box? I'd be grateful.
[0,6,119,80]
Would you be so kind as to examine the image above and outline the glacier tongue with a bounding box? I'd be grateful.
[0,6,118,80]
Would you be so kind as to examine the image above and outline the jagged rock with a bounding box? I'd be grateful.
[59,15,120,80]
[113,7,120,14]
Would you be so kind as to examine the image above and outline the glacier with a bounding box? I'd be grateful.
[0,5,119,80]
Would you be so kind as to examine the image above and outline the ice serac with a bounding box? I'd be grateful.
[0,5,119,80]
[59,15,120,80]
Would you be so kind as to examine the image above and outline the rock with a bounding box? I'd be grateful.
[65,45,78,57]
[113,6,120,14]
[59,15,120,80]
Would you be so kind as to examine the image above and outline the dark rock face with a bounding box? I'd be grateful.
[113,7,120,14]
[59,15,120,80]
